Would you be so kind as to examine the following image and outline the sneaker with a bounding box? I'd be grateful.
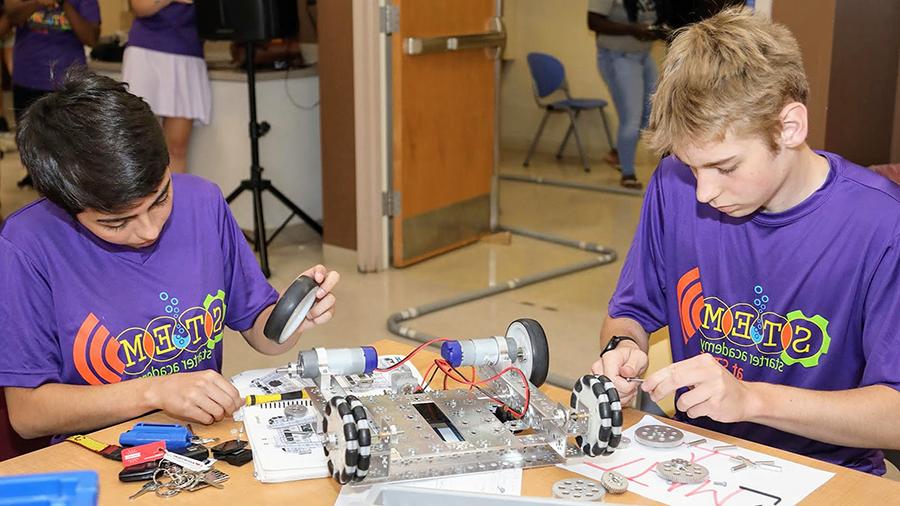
[621,175,643,190]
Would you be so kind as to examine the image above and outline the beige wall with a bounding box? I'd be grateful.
[98,0,131,36]
[501,0,664,160]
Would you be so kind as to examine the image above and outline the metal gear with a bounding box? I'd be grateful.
[655,458,709,484]
[600,471,628,494]
[634,424,684,448]
[552,478,605,501]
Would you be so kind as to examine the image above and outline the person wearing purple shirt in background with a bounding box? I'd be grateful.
[5,0,99,189]
[0,69,340,444]
[592,8,900,475]
[122,0,209,173]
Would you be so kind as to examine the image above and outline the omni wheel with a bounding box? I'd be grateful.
[345,395,371,482]
[323,396,359,484]
[506,318,549,387]
[570,375,623,457]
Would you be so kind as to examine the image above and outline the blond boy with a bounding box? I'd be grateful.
[592,7,900,474]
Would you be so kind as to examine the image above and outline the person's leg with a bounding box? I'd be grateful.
[4,46,12,76]
[598,50,645,185]
[162,116,193,173]
[640,51,659,131]
[596,48,624,168]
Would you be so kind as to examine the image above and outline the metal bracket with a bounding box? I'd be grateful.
[382,191,401,217]
[380,4,400,34]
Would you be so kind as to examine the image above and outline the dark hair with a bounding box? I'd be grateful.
[16,67,169,215]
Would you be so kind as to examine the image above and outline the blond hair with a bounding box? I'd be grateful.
[645,7,809,155]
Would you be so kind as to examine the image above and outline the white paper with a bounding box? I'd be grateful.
[334,469,523,506]
[560,415,834,506]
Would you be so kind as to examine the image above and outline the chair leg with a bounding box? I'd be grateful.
[523,110,551,167]
[556,122,573,160]
[567,109,590,172]
[599,107,615,151]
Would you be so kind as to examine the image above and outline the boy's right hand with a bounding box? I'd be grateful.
[147,370,244,425]
[590,340,649,406]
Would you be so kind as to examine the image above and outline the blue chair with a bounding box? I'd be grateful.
[523,52,615,172]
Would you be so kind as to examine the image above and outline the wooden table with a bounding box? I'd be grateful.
[0,339,896,504]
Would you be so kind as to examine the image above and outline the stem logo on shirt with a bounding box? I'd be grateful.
[26,9,73,34]
[71,291,227,385]
[677,267,832,371]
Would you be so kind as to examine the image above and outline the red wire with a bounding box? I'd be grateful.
[375,337,450,372]
[433,360,531,419]
[418,361,438,390]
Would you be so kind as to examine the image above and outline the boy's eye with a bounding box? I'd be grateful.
[150,192,170,209]
[716,166,737,175]
[103,222,127,231]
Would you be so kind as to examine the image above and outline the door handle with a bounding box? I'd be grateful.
[404,17,506,57]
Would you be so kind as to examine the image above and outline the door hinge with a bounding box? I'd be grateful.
[380,4,400,34]
[382,191,401,217]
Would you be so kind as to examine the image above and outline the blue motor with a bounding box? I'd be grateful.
[439,319,550,387]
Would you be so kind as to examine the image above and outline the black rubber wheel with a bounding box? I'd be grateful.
[263,275,319,343]
[509,318,549,387]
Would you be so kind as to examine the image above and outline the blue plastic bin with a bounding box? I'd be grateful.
[0,470,98,505]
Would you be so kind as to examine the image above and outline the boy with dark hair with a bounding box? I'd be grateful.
[592,8,900,474]
[0,68,339,443]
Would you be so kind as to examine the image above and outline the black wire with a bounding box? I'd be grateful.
[421,362,441,391]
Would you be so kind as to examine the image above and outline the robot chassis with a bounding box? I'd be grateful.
[276,318,625,486]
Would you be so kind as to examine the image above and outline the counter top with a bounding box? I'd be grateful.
[88,59,318,82]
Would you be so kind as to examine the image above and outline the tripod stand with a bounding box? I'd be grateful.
[226,40,323,278]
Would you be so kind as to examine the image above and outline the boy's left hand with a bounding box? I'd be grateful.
[295,264,340,333]
[641,353,753,423]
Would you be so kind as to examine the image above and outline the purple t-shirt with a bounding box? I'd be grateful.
[128,3,203,58]
[13,0,101,90]
[610,152,900,475]
[0,174,277,393]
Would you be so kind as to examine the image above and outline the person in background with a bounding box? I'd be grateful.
[0,13,13,133]
[588,0,665,190]
[123,0,209,173]
[5,0,100,188]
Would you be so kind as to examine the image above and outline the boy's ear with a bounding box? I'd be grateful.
[779,102,808,149]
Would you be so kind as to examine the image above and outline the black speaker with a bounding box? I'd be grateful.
[195,0,299,42]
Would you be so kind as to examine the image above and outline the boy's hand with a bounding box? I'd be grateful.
[147,370,244,425]
[590,340,648,405]
[295,264,340,333]
[641,353,751,423]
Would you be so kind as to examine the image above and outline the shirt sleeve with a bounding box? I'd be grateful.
[215,193,279,332]
[588,0,614,15]
[0,236,63,387]
[76,0,101,24]
[860,235,900,390]
[607,168,668,334]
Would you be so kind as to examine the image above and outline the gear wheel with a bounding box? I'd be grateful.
[781,310,831,367]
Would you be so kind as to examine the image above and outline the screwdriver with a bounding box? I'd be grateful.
[245,390,307,406]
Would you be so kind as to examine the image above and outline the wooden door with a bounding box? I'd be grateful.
[390,0,500,266]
